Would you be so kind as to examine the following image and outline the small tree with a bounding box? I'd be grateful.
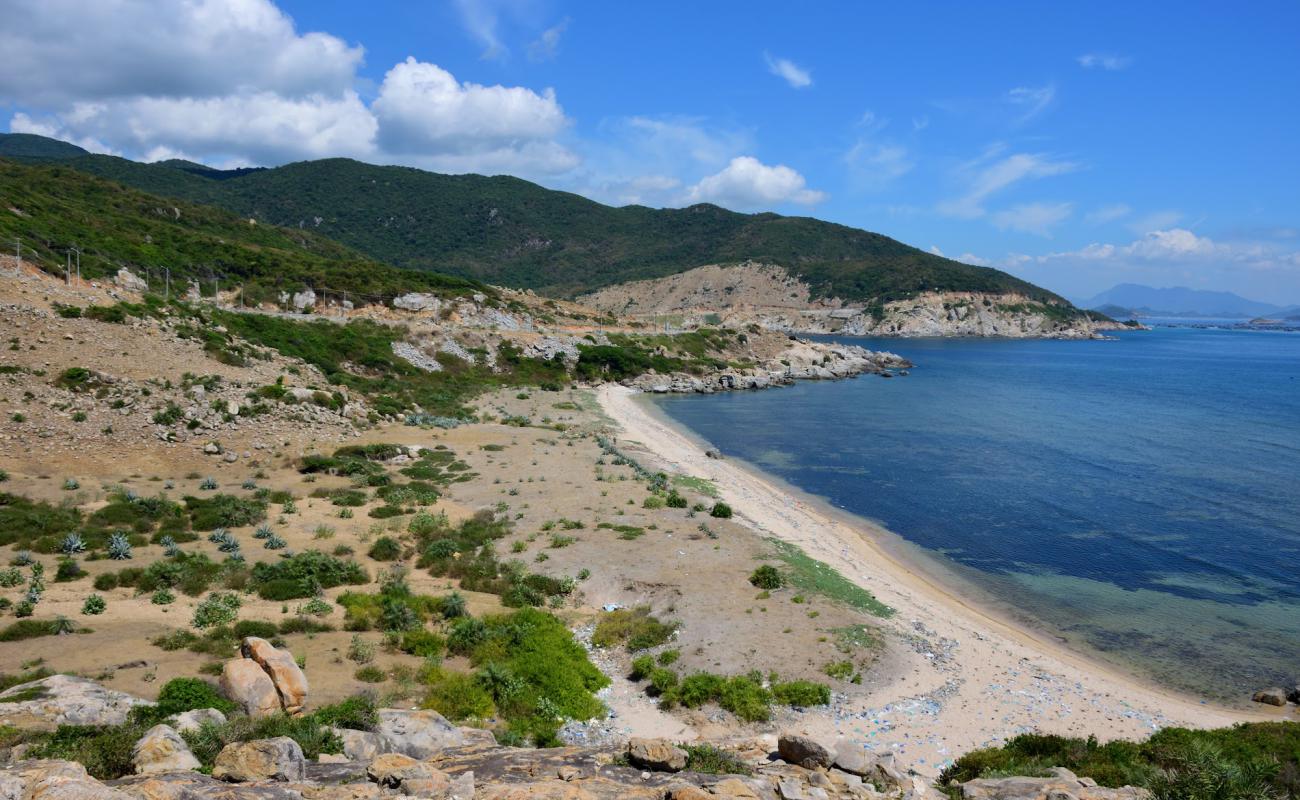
[748,565,784,590]
[710,502,733,519]
[82,594,106,615]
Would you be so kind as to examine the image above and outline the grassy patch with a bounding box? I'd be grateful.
[591,607,677,652]
[769,539,892,617]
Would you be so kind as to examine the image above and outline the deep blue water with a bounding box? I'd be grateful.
[651,327,1300,697]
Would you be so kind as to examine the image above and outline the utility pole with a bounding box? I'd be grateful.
[70,248,80,285]
[163,267,171,300]
[212,277,219,304]
[65,251,71,285]
[13,238,20,276]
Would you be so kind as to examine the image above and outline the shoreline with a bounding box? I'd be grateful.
[595,383,1269,773]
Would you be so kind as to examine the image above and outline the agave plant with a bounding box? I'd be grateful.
[199,477,218,491]
[208,528,232,545]
[52,616,77,634]
[11,551,33,567]
[264,534,287,550]
[252,525,273,540]
[242,479,258,490]
[60,533,86,555]
[216,537,241,553]
[159,535,179,557]
[107,532,133,560]
[224,552,245,564]
[62,478,79,491]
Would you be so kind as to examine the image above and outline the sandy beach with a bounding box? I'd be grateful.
[596,383,1269,775]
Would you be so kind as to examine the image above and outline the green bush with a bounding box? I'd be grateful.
[591,606,677,652]
[422,670,495,721]
[367,536,401,561]
[709,502,733,519]
[184,494,266,531]
[682,743,753,776]
[771,680,831,707]
[354,666,386,683]
[0,619,63,641]
[81,595,106,615]
[251,551,367,600]
[28,723,141,779]
[191,592,241,628]
[748,565,784,590]
[400,629,446,658]
[153,678,236,717]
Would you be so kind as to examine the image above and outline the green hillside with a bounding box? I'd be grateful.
[0,159,485,303]
[0,133,1074,309]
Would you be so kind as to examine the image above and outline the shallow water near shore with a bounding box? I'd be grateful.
[650,326,1300,699]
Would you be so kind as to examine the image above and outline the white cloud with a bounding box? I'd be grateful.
[1006,85,1056,124]
[912,115,930,132]
[1084,203,1132,224]
[844,140,913,188]
[1078,53,1132,71]
[0,0,362,106]
[372,57,575,173]
[454,0,509,59]
[929,245,945,257]
[1,1,580,177]
[991,202,1073,237]
[686,156,826,210]
[939,149,1080,219]
[764,53,813,88]
[528,18,569,62]
[13,91,378,166]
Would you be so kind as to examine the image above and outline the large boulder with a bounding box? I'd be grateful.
[241,637,308,715]
[392,293,442,313]
[374,709,463,759]
[0,675,152,728]
[626,738,687,772]
[777,733,832,769]
[114,268,148,294]
[335,727,384,761]
[1252,688,1288,706]
[0,759,133,799]
[212,737,306,783]
[132,724,201,775]
[219,659,281,718]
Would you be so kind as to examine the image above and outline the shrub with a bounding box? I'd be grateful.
[399,629,445,658]
[748,565,784,590]
[771,680,831,707]
[151,588,175,605]
[347,634,376,664]
[354,665,386,683]
[54,559,85,582]
[422,670,495,721]
[191,592,241,628]
[682,743,753,776]
[665,492,688,509]
[81,595,106,615]
[642,495,665,510]
[185,494,266,531]
[106,533,133,560]
[709,502,733,519]
[251,551,367,600]
[0,619,63,641]
[368,536,401,561]
[591,607,677,652]
[28,723,141,779]
[154,677,236,717]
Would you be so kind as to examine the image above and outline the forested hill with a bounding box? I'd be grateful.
[0,133,1072,308]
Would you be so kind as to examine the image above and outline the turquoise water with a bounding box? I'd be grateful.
[651,327,1300,698]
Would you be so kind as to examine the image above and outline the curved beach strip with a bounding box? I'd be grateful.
[596,384,1268,775]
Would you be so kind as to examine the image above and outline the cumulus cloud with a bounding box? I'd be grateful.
[991,202,1073,236]
[372,58,576,173]
[0,0,362,106]
[939,149,1080,219]
[2,1,579,177]
[686,156,826,210]
[1078,53,1132,71]
[764,53,813,88]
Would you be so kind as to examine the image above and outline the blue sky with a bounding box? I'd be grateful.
[3,0,1298,303]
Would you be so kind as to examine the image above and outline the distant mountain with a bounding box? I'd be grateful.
[0,132,1079,311]
[1079,284,1284,318]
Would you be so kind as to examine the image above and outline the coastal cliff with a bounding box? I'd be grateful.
[580,263,1123,339]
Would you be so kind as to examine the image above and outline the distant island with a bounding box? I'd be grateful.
[1080,282,1300,319]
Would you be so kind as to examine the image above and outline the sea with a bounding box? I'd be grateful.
[648,325,1300,699]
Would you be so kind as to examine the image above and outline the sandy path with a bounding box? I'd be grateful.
[597,384,1269,775]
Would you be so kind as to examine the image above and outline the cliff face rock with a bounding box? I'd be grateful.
[580,264,1113,339]
[0,675,152,730]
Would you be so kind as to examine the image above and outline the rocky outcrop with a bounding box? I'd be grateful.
[131,725,201,775]
[1252,687,1288,706]
[212,738,306,783]
[623,339,910,395]
[171,707,227,734]
[219,659,281,718]
[626,737,687,772]
[114,269,148,294]
[0,675,152,729]
[392,293,442,313]
[0,760,132,799]
[241,638,308,715]
[960,767,1150,799]
[777,733,833,770]
[374,709,463,759]
[221,638,307,717]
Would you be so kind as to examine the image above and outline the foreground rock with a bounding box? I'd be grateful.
[960,767,1150,799]
[1252,687,1288,706]
[212,738,306,782]
[374,708,464,759]
[241,637,308,715]
[0,675,152,729]
[778,733,833,769]
[219,659,281,718]
[131,724,201,775]
[626,737,688,772]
